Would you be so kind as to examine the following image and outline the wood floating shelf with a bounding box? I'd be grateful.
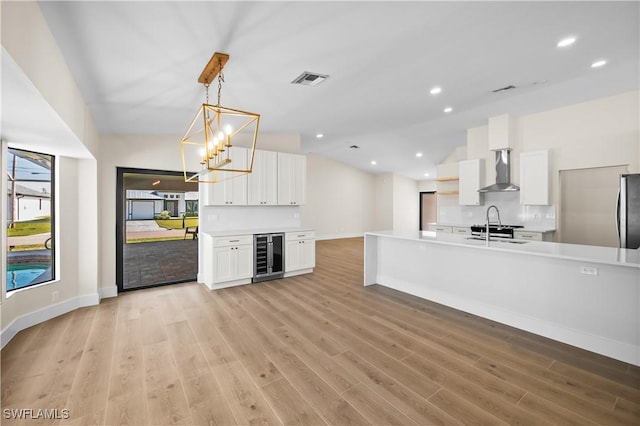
[435,177,459,182]
[437,190,459,195]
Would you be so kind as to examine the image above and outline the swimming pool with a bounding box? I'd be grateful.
[6,263,51,290]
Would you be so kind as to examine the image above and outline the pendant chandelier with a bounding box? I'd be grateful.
[180,52,260,183]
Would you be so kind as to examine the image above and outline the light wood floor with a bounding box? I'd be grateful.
[2,238,639,425]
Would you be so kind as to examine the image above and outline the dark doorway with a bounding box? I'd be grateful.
[419,191,437,231]
[116,168,199,292]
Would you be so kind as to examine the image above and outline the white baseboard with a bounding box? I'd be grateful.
[315,232,364,241]
[99,286,118,299]
[1,293,100,349]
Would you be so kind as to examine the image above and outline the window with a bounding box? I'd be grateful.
[185,200,198,217]
[6,148,55,291]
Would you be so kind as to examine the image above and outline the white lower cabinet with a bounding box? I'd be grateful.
[428,225,452,233]
[452,226,471,235]
[201,234,253,289]
[285,231,315,276]
[513,230,554,242]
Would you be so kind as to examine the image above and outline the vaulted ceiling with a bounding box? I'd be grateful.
[24,1,640,179]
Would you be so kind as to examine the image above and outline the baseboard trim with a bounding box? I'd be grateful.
[99,286,118,299]
[1,293,100,349]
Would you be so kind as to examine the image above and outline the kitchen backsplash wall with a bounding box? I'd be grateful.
[438,192,555,228]
[200,205,302,233]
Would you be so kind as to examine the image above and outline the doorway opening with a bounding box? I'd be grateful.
[419,191,437,231]
[116,168,199,291]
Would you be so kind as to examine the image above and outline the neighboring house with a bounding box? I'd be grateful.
[125,190,199,219]
[7,183,51,222]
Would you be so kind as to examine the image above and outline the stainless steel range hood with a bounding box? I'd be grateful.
[478,149,520,192]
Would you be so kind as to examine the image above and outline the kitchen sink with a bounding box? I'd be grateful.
[465,237,528,244]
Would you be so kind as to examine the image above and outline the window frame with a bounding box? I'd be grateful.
[6,147,56,292]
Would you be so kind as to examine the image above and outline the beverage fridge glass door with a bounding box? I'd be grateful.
[271,233,284,274]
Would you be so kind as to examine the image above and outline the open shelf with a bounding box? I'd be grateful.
[437,190,459,195]
[435,177,459,182]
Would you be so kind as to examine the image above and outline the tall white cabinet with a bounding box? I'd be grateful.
[458,159,484,206]
[204,147,249,205]
[248,149,278,205]
[520,150,550,205]
[278,153,306,205]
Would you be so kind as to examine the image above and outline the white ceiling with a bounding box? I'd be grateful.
[29,1,640,179]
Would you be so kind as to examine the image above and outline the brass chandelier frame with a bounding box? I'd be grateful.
[180,52,260,183]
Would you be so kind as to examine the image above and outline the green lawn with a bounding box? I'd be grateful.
[7,218,51,237]
[155,217,198,230]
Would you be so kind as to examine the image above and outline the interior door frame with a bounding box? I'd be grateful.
[116,167,192,292]
[419,191,437,231]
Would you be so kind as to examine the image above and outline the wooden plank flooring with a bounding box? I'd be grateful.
[2,237,639,425]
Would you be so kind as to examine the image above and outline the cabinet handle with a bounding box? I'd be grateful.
[229,239,240,242]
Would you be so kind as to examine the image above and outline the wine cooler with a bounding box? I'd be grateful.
[253,233,284,282]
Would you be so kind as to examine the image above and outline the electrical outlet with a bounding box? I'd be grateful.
[581,266,599,276]
[52,290,59,302]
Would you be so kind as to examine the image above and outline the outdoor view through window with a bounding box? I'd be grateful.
[6,148,55,291]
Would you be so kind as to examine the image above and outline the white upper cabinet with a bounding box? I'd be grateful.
[206,147,249,206]
[278,153,307,205]
[520,150,550,205]
[248,149,278,205]
[458,159,484,205]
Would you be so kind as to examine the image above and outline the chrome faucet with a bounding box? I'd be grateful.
[485,205,502,243]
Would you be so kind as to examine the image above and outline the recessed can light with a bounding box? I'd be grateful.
[430,86,442,95]
[591,59,607,68]
[316,133,324,138]
[424,173,430,177]
[443,107,453,113]
[416,152,423,158]
[557,37,576,47]
[371,160,377,165]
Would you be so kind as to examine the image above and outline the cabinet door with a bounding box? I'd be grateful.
[285,240,300,272]
[214,247,234,283]
[235,244,254,279]
[278,153,307,205]
[300,240,316,269]
[458,159,484,206]
[226,147,248,205]
[248,150,278,205]
[520,150,549,205]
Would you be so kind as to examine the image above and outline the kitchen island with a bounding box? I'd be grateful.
[364,230,640,366]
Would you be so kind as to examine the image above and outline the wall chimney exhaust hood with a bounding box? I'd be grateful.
[478,149,520,192]
[478,114,520,192]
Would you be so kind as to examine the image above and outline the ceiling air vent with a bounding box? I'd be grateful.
[492,85,516,93]
[291,71,329,86]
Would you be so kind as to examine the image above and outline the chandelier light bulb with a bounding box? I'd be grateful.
[224,124,233,135]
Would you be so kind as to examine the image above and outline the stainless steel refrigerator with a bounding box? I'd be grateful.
[617,173,640,249]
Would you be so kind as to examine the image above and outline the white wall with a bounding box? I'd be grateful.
[393,174,419,231]
[301,154,376,239]
[1,1,101,345]
[374,174,394,230]
[417,180,437,192]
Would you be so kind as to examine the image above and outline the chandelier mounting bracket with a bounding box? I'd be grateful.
[198,52,230,85]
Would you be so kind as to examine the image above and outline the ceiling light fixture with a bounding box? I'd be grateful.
[180,52,260,183]
[591,59,607,68]
[316,133,324,138]
[430,87,442,95]
[557,36,576,47]
[444,107,453,113]
[371,160,377,165]
[416,152,423,158]
[424,173,429,177]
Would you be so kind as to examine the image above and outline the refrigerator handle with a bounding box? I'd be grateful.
[267,241,273,270]
[619,175,628,249]
[616,188,621,247]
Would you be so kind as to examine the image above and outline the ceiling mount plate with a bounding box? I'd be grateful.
[198,52,230,84]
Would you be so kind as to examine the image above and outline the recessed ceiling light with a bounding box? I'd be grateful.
[371,160,377,165]
[416,152,423,158]
[430,86,442,95]
[557,37,576,47]
[591,59,607,68]
[316,133,324,138]
[443,107,453,113]
[424,173,430,177]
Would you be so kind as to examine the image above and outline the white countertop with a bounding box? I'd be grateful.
[431,223,556,233]
[366,230,640,268]
[203,227,314,237]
